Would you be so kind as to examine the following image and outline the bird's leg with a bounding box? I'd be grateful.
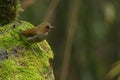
[30,45,38,56]
[37,43,44,52]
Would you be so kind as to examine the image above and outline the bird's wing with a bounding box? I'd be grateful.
[20,28,37,37]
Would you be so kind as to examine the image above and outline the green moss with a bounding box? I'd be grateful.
[0,21,54,80]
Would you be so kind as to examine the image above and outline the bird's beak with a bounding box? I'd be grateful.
[50,26,55,29]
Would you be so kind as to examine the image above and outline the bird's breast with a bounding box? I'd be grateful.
[27,34,46,43]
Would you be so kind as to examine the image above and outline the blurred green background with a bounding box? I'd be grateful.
[19,0,120,80]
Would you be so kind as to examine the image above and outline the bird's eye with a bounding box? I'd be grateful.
[45,25,50,29]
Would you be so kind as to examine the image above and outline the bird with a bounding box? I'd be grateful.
[19,22,55,43]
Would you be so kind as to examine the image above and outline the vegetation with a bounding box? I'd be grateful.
[20,0,120,80]
[0,21,54,80]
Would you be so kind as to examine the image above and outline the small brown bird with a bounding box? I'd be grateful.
[20,22,55,43]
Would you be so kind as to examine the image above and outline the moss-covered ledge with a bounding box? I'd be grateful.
[0,21,54,80]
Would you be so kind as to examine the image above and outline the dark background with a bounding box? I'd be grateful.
[20,0,120,80]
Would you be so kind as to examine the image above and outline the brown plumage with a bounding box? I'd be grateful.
[20,22,55,43]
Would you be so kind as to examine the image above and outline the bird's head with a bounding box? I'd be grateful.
[38,22,55,34]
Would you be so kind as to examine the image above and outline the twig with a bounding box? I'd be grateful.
[21,0,36,9]
[60,0,80,80]
[43,0,60,22]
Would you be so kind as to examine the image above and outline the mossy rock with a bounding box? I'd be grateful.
[0,21,54,80]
